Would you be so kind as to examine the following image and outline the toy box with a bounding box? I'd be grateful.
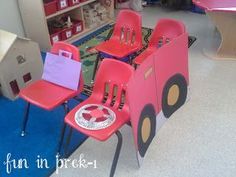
[43,0,57,16]
[68,0,80,6]
[49,30,62,44]
[72,20,83,34]
[57,0,69,10]
[61,27,73,40]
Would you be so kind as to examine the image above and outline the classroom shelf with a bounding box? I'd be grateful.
[46,0,97,19]
[18,0,114,51]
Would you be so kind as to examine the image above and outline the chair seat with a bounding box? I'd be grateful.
[96,39,142,59]
[133,48,157,65]
[65,98,130,141]
[19,80,80,110]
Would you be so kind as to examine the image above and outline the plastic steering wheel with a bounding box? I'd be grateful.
[75,104,116,130]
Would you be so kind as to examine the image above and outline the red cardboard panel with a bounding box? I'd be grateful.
[127,53,159,165]
[128,31,189,166]
[153,33,189,118]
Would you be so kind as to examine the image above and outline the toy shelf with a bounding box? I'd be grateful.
[46,0,97,19]
[18,0,114,51]
[65,19,113,43]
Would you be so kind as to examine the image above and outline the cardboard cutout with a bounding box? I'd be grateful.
[127,25,189,166]
[127,54,159,165]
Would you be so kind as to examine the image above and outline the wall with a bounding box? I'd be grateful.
[0,0,25,37]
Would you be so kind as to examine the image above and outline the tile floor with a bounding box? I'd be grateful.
[51,5,236,177]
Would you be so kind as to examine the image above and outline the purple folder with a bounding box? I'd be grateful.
[42,50,82,91]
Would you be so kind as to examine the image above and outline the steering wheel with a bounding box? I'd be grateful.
[75,104,116,130]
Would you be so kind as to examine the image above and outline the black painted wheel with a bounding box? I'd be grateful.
[138,104,156,157]
[162,74,187,118]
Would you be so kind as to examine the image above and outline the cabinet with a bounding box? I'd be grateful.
[18,0,114,51]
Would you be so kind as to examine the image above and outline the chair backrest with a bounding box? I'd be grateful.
[149,18,185,48]
[112,10,142,48]
[51,41,81,61]
[93,59,134,111]
[50,41,84,92]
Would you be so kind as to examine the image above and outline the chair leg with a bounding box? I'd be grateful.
[64,126,73,157]
[21,102,30,137]
[129,56,132,65]
[57,123,67,157]
[110,131,123,177]
[62,102,69,114]
[57,102,70,157]
[92,52,101,83]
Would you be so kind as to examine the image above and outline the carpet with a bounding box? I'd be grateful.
[0,24,196,177]
[0,94,89,177]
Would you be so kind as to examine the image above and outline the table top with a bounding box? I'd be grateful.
[193,0,236,12]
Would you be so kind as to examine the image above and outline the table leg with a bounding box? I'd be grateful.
[207,11,236,59]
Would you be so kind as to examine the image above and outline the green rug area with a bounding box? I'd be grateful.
[73,24,196,89]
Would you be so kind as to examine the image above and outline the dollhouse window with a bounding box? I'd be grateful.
[17,55,26,64]
[23,73,32,83]
[10,80,20,96]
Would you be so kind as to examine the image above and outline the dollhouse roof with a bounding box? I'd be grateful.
[0,29,17,63]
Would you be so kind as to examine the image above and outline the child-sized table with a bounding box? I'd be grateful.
[193,0,236,59]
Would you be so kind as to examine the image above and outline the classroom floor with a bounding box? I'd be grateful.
[51,5,236,177]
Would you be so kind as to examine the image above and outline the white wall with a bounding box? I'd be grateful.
[0,0,25,37]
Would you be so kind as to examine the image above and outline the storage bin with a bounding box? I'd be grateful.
[72,20,83,34]
[57,0,69,10]
[50,30,62,44]
[61,27,73,40]
[68,0,80,6]
[43,0,57,16]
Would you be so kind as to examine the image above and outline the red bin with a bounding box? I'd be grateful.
[68,0,80,6]
[57,0,69,10]
[43,0,57,16]
[50,30,62,45]
[72,20,83,35]
[61,27,73,40]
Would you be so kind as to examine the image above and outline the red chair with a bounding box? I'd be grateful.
[133,18,186,66]
[92,9,142,81]
[60,59,134,177]
[19,42,84,155]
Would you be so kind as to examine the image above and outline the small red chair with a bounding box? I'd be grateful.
[19,42,84,154]
[92,9,142,81]
[60,59,134,177]
[133,18,186,66]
